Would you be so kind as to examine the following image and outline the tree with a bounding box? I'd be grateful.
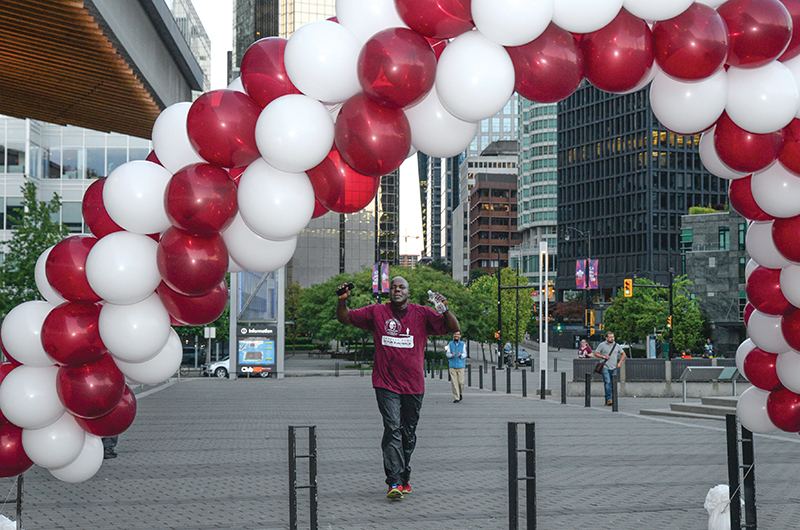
[285,280,306,349]
[0,180,69,317]
[603,276,704,352]
[469,268,535,350]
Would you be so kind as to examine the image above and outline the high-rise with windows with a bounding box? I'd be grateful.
[167,0,212,94]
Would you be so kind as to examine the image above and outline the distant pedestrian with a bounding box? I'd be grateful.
[445,331,466,402]
[703,339,714,358]
[681,349,693,359]
[593,331,625,406]
[577,338,593,359]
[336,277,460,500]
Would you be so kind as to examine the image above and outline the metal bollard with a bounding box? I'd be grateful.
[289,426,318,530]
[508,422,536,530]
[585,373,591,407]
[492,366,497,392]
[335,362,339,377]
[554,358,558,372]
[484,358,487,374]
[506,366,511,394]
[561,372,566,404]
[479,368,484,390]
[611,374,618,412]
[522,370,527,398]
[439,359,443,379]
[540,369,546,400]
[467,364,472,387]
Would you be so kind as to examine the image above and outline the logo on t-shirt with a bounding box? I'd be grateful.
[385,318,402,335]
[383,317,413,348]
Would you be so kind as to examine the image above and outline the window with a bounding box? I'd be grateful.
[719,226,730,251]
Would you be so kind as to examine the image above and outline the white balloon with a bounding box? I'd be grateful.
[726,63,800,134]
[747,309,791,354]
[735,338,755,375]
[745,259,759,282]
[22,413,85,469]
[255,95,334,173]
[435,31,516,122]
[1,301,55,367]
[781,265,800,307]
[85,232,160,305]
[113,330,182,384]
[284,21,361,103]
[0,366,64,429]
[751,162,800,218]
[35,247,67,306]
[151,102,205,174]
[222,213,298,272]
[699,128,749,180]
[228,255,246,273]
[623,0,694,21]
[775,54,800,119]
[237,158,315,241]
[736,386,778,434]
[776,350,800,393]
[405,85,479,158]
[472,0,554,47]
[650,69,727,135]
[99,294,171,363]
[552,0,623,33]
[336,0,407,44]
[695,0,724,7]
[227,76,246,94]
[747,221,793,269]
[49,434,104,483]
[103,161,172,235]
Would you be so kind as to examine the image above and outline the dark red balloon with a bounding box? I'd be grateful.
[240,37,301,108]
[779,0,800,60]
[186,90,262,169]
[0,424,32,478]
[425,37,448,60]
[145,150,162,165]
[394,0,474,39]
[746,266,791,315]
[82,178,123,238]
[307,147,381,214]
[0,364,15,425]
[714,113,785,173]
[782,305,800,350]
[165,163,238,236]
[773,215,800,260]
[157,227,228,297]
[778,119,800,175]
[312,199,330,219]
[45,236,101,303]
[157,280,228,326]
[652,3,729,80]
[228,166,247,187]
[358,28,437,109]
[767,387,800,431]
[729,175,774,221]
[744,302,756,325]
[580,8,654,93]
[744,348,782,390]
[506,23,584,103]
[41,302,106,366]
[74,385,137,438]
[334,93,411,178]
[57,354,125,420]
[718,0,793,68]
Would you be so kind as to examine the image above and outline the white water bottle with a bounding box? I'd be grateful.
[427,290,447,314]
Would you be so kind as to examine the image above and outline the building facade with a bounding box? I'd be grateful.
[167,0,212,94]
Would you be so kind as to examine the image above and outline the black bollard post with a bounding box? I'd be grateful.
[554,358,558,372]
[522,369,527,398]
[492,366,497,392]
[561,372,567,404]
[585,373,591,407]
[506,366,511,394]
[540,369,546,400]
[479,368,484,389]
[335,362,339,377]
[611,374,618,412]
[467,364,472,387]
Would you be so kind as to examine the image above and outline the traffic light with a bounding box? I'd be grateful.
[623,278,633,297]
[556,323,562,332]
[547,280,555,300]
[667,315,672,328]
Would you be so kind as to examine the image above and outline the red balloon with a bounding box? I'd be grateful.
[165,163,238,237]
[228,166,247,187]
[394,0,474,39]
[0,364,16,425]
[746,266,791,315]
[307,147,381,214]
[744,348,782,390]
[729,176,773,221]
[157,280,228,326]
[767,387,800,431]
[81,178,123,238]
[358,28,437,109]
[41,302,106,366]
[714,113,785,173]
[744,302,756,325]
[425,37,448,60]
[186,90,261,169]
[157,227,228,297]
[74,385,137,438]
[0,424,32,478]
[652,3,729,80]
[145,150,162,165]
[580,8,654,93]
[312,199,330,219]
[506,23,584,104]
[45,236,101,303]
[773,214,800,260]
[778,119,800,175]
[718,0,793,68]
[779,0,800,60]
[782,305,800,350]
[240,37,300,108]
[334,93,411,178]
[57,354,125,420]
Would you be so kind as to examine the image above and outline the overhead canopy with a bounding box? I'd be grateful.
[0,0,203,139]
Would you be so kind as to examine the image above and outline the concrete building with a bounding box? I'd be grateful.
[681,210,748,356]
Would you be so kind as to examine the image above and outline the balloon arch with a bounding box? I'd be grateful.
[1,0,800,482]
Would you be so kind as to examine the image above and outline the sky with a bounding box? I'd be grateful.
[190,0,424,257]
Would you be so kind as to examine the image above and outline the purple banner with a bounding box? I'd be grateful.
[575,260,586,290]
[381,262,390,293]
[588,259,599,290]
[372,263,380,293]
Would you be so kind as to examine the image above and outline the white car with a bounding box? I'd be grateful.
[203,357,230,378]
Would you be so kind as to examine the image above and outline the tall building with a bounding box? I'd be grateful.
[231,0,398,287]
[556,84,728,301]
[166,0,212,94]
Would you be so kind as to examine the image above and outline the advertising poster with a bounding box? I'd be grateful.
[575,259,586,290]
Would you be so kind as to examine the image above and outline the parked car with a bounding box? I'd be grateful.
[203,357,230,378]
[505,349,532,366]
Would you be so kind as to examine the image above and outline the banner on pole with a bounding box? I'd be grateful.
[372,263,380,293]
[588,259,599,290]
[575,260,586,290]
[381,262,390,293]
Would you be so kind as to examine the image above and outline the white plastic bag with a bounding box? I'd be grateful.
[705,484,731,530]
[0,514,21,530]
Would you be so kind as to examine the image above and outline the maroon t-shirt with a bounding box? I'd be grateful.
[349,302,448,394]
